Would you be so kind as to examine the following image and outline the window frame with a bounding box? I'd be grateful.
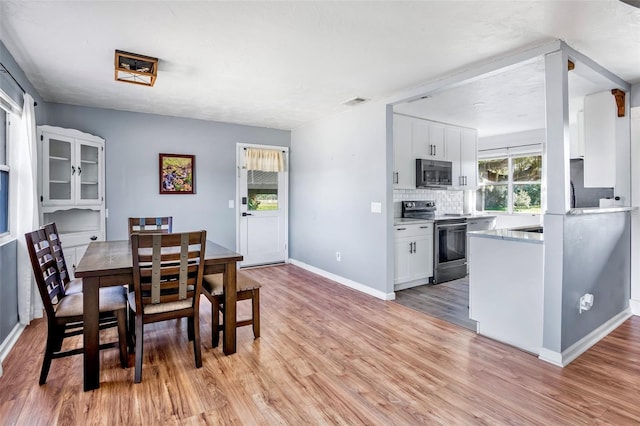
[0,109,9,239]
[477,151,543,215]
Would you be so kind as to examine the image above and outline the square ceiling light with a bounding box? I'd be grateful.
[115,50,158,87]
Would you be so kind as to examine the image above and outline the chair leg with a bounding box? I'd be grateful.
[134,316,144,383]
[212,298,220,348]
[252,289,260,339]
[193,314,202,368]
[39,326,62,385]
[127,306,135,354]
[115,309,128,369]
[187,317,194,342]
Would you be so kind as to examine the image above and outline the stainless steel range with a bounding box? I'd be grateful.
[433,217,467,283]
[401,200,467,284]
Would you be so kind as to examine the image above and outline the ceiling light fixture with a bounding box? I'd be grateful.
[343,97,369,106]
[115,50,158,87]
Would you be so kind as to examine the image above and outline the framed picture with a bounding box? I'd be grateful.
[159,153,195,194]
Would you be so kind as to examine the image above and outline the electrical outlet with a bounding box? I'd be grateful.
[336,251,341,262]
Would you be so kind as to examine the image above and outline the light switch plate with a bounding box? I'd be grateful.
[228,200,234,209]
[371,202,382,213]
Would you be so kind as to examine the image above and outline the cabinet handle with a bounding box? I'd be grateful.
[409,242,413,253]
[71,165,76,175]
[419,226,430,229]
[412,241,416,253]
[393,172,398,184]
[78,166,82,175]
[90,235,98,241]
[433,145,436,156]
[396,227,407,231]
[464,176,467,186]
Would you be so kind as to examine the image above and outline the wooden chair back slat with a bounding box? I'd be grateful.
[41,223,72,289]
[128,217,173,237]
[25,228,66,318]
[131,231,206,310]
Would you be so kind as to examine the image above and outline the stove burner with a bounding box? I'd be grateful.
[402,200,436,219]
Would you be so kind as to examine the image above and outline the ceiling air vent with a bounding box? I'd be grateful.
[343,97,369,106]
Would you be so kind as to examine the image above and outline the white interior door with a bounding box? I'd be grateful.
[238,144,288,267]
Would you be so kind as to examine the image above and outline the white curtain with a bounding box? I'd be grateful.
[10,94,41,324]
[245,148,285,172]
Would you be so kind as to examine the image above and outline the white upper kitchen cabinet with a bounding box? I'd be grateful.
[39,126,104,206]
[393,114,415,189]
[426,122,447,161]
[583,91,616,188]
[412,119,447,161]
[460,128,478,188]
[445,126,478,188]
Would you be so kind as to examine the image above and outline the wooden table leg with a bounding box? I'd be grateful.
[223,263,237,355]
[83,276,100,391]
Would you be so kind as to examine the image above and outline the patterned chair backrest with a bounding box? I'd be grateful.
[128,217,173,237]
[25,228,66,319]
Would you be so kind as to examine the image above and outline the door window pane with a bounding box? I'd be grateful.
[247,170,278,211]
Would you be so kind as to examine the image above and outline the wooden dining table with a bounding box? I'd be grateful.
[74,239,243,391]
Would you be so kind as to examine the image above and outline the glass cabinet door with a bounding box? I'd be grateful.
[76,140,102,204]
[43,134,74,204]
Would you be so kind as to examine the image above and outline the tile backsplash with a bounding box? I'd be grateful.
[393,188,464,217]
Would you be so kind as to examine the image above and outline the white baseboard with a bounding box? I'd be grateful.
[0,323,26,378]
[538,307,632,367]
[630,298,640,315]
[288,259,395,301]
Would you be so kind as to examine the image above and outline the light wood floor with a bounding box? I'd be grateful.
[394,277,477,331]
[3,264,640,424]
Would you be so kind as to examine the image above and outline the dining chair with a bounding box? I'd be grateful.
[128,217,173,236]
[129,230,206,383]
[202,271,261,348]
[41,222,82,295]
[25,227,128,385]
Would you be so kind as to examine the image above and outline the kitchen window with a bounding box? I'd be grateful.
[476,152,542,214]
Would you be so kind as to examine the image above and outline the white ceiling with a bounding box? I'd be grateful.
[1,1,639,131]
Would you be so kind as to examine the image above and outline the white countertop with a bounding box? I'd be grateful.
[468,228,543,244]
[394,214,497,226]
[568,206,638,215]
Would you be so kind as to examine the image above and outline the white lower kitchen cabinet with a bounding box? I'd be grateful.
[394,223,434,291]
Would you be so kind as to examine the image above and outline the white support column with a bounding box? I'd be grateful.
[630,107,640,314]
[544,50,570,214]
[541,49,570,355]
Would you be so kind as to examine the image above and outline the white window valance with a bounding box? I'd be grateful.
[245,148,285,172]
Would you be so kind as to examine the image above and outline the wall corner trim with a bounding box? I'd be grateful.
[288,259,395,301]
[629,299,640,315]
[538,307,632,367]
[0,323,26,377]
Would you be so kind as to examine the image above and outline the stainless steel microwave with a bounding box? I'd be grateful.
[416,159,453,188]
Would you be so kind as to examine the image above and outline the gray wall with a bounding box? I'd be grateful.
[46,104,290,246]
[631,83,640,108]
[0,40,48,122]
[289,100,390,294]
[0,239,17,342]
[561,212,631,350]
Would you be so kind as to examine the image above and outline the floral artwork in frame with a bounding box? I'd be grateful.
[159,153,195,194]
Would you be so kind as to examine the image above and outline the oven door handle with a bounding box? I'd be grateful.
[437,223,468,229]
